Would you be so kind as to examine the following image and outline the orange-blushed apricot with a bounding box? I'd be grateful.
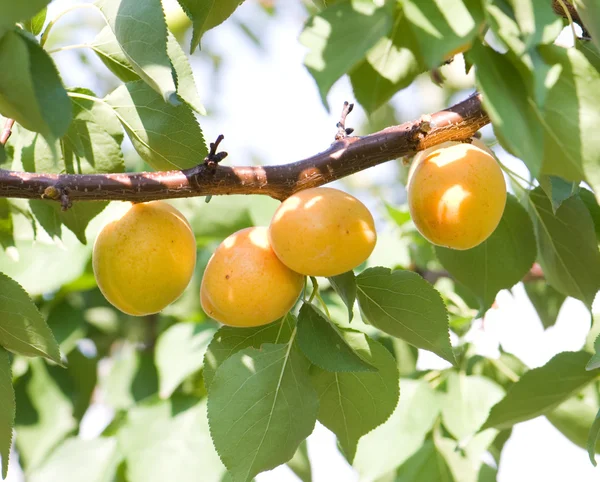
[200,226,304,327]
[93,201,196,316]
[268,187,377,277]
[407,140,506,250]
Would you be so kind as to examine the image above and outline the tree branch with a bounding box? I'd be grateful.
[416,263,546,286]
[0,119,14,146]
[552,0,589,37]
[0,93,489,203]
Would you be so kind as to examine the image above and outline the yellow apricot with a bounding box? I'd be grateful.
[200,227,304,327]
[268,187,377,277]
[93,201,196,316]
[407,141,506,250]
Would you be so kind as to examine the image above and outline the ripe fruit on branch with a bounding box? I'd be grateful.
[407,140,506,250]
[93,201,197,316]
[200,227,304,327]
[268,187,377,277]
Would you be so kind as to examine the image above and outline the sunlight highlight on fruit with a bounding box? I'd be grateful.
[268,187,377,276]
[407,141,506,250]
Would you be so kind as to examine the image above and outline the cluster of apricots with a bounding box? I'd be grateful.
[92,138,506,327]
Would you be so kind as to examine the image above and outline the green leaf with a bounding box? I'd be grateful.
[119,397,225,482]
[91,26,141,82]
[539,176,579,213]
[392,338,419,377]
[23,7,47,36]
[29,201,108,245]
[63,88,125,173]
[356,267,455,365]
[354,379,439,481]
[0,199,14,250]
[384,203,411,228]
[0,30,71,147]
[575,0,600,52]
[14,359,77,470]
[0,234,91,296]
[92,28,205,114]
[0,348,14,479]
[300,1,393,106]
[389,439,455,482]
[580,188,600,241]
[46,299,86,355]
[546,393,600,455]
[155,322,216,398]
[286,441,312,482]
[28,436,120,482]
[297,303,374,372]
[524,280,566,330]
[203,315,294,389]
[311,335,399,462]
[105,81,207,170]
[0,272,61,363]
[177,0,246,54]
[166,31,205,114]
[537,45,600,197]
[103,344,158,410]
[435,195,536,314]
[482,351,599,431]
[441,373,505,441]
[470,43,544,176]
[528,187,600,308]
[502,0,563,47]
[65,348,98,421]
[207,343,318,482]
[349,10,425,114]
[434,428,498,482]
[96,0,178,104]
[403,0,484,68]
[586,334,600,370]
[484,1,560,107]
[328,270,356,322]
[589,408,600,466]
[0,1,51,29]
[19,89,124,176]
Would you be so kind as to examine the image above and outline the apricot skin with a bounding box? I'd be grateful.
[268,187,377,277]
[200,227,304,327]
[407,141,507,250]
[93,201,196,316]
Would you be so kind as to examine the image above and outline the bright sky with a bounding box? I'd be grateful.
[6,1,599,481]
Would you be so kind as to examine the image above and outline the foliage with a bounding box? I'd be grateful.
[0,0,599,480]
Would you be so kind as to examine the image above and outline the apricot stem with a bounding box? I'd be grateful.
[307,276,319,304]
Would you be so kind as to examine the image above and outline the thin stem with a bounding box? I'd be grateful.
[423,370,441,382]
[307,276,319,304]
[0,119,15,146]
[41,3,100,48]
[67,91,107,105]
[315,291,332,319]
[489,357,520,383]
[47,43,90,55]
[496,159,534,190]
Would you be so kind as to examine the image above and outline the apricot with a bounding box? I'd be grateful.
[407,140,506,250]
[93,201,196,316]
[268,187,377,277]
[200,227,304,327]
